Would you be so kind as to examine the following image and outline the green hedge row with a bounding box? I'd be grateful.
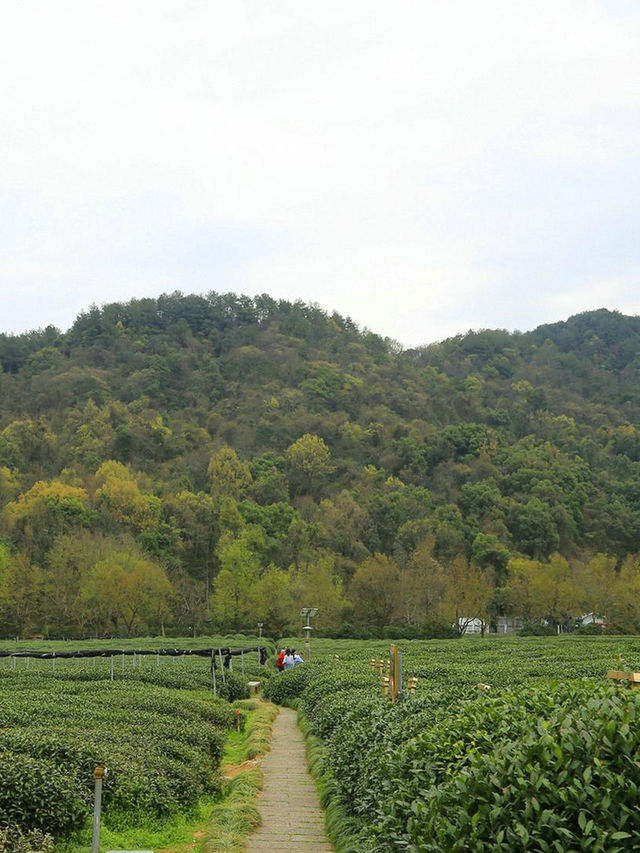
[271,649,640,852]
[0,677,237,836]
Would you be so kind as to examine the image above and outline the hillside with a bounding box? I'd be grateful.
[1,294,639,638]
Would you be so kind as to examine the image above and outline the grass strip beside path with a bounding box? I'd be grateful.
[200,699,278,853]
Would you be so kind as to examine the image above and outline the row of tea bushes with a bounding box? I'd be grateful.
[267,639,640,851]
[0,675,236,837]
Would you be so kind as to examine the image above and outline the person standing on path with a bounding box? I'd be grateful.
[283,648,294,669]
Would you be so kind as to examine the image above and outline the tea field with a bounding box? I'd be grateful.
[267,636,640,852]
[0,636,271,849]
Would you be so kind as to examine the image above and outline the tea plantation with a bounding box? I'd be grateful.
[0,637,270,848]
[267,636,640,852]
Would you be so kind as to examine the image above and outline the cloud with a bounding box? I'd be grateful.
[1,1,639,344]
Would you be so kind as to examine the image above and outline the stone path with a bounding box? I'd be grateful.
[246,706,333,853]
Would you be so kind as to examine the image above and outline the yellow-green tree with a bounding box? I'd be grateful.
[0,467,19,510]
[209,529,262,631]
[3,480,91,561]
[286,434,333,498]
[505,554,581,629]
[577,553,617,623]
[81,549,173,636]
[290,553,349,632]
[611,554,640,633]
[93,460,161,532]
[0,552,43,638]
[254,566,295,635]
[208,446,252,501]
[399,536,445,627]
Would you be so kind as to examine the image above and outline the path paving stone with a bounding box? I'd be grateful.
[246,706,334,853]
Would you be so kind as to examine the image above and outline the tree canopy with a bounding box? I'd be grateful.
[0,293,638,636]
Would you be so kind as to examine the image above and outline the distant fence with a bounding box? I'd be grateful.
[0,646,269,695]
[0,646,268,662]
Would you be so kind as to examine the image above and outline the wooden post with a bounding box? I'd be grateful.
[390,645,398,702]
[389,645,402,702]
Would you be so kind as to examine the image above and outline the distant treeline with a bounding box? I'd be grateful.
[1,293,640,637]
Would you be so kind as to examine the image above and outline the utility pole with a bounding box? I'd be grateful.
[300,608,318,661]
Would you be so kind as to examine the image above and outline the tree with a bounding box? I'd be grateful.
[81,549,173,636]
[471,533,510,577]
[286,434,333,498]
[0,552,43,638]
[439,557,494,635]
[0,467,19,510]
[610,554,640,633]
[3,480,92,562]
[290,552,349,632]
[171,569,209,637]
[167,490,219,594]
[208,446,253,500]
[576,553,617,623]
[209,528,262,631]
[505,554,581,629]
[254,566,295,635]
[349,553,400,633]
[509,497,559,558]
[42,532,97,637]
[398,536,444,627]
[93,461,161,532]
[317,491,372,562]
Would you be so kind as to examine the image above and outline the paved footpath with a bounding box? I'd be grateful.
[246,706,334,853]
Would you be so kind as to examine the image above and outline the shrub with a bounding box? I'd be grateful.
[0,825,54,853]
[518,621,556,636]
[263,665,312,704]
[216,672,250,702]
[0,753,88,835]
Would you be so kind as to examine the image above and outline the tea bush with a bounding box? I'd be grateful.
[263,664,312,704]
[375,683,640,852]
[0,673,238,837]
[0,824,54,853]
[270,637,640,852]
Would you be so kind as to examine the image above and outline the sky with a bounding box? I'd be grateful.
[1,0,639,348]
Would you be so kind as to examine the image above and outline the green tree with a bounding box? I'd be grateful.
[398,536,444,627]
[509,497,559,558]
[209,528,263,631]
[439,557,494,636]
[349,553,400,633]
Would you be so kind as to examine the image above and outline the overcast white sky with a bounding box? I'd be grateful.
[1,0,639,347]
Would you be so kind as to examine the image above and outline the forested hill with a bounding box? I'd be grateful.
[1,293,640,638]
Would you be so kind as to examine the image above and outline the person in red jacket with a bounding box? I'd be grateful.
[276,649,285,673]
